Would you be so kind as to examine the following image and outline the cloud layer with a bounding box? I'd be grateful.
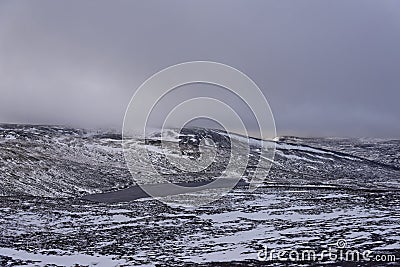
[0,0,399,137]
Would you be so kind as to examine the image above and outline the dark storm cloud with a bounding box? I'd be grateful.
[0,0,399,137]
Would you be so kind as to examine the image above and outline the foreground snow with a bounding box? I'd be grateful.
[1,186,399,266]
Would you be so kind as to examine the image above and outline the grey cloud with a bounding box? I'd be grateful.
[0,0,399,137]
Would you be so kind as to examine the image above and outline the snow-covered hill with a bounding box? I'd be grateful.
[0,124,399,197]
[1,124,399,266]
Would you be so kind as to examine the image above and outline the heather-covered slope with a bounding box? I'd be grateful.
[0,124,399,197]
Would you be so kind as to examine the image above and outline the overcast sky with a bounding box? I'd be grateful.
[0,0,399,137]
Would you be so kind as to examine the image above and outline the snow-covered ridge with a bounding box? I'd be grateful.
[0,124,399,197]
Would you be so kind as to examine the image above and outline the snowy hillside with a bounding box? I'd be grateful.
[0,124,399,197]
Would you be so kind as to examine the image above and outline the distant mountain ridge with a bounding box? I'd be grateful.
[0,124,399,197]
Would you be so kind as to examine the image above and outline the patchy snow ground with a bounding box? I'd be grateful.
[0,125,399,266]
[0,187,399,266]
